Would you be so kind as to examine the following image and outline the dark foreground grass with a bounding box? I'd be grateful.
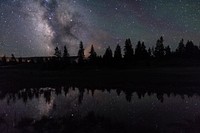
[0,66,200,90]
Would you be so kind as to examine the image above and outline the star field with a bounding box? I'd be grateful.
[0,0,200,56]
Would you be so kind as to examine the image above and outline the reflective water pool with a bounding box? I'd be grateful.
[0,87,200,133]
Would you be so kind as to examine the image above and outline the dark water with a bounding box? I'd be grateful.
[0,87,200,133]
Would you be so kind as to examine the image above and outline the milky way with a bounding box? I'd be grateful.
[0,0,200,56]
[0,0,87,56]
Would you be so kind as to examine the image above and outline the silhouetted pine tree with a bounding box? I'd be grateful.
[103,46,113,65]
[54,47,61,58]
[154,36,165,59]
[88,45,97,64]
[135,41,142,59]
[165,45,171,58]
[63,45,69,65]
[78,41,85,64]
[96,55,103,66]
[176,39,185,57]
[135,41,148,60]
[63,45,69,58]
[114,44,122,61]
[185,40,199,58]
[124,38,134,63]
[11,54,16,63]
[147,48,152,57]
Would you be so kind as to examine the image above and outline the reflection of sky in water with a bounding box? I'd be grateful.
[0,87,200,132]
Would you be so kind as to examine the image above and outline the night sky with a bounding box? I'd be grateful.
[0,0,200,57]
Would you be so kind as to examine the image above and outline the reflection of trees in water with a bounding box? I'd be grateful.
[1,85,199,105]
[168,116,200,133]
[0,86,200,133]
[15,111,161,133]
[0,115,8,133]
[2,109,200,133]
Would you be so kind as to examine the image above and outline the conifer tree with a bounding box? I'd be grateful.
[114,44,122,60]
[78,41,85,64]
[63,45,69,58]
[124,38,134,62]
[154,36,165,58]
[54,47,61,58]
[88,45,97,61]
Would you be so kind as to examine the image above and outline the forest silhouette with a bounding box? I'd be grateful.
[1,36,200,69]
[1,37,200,133]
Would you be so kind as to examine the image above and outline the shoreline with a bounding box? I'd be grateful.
[0,66,200,89]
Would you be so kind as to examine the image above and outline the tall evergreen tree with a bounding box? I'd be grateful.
[141,42,148,59]
[154,36,165,59]
[103,46,113,59]
[135,41,142,58]
[88,45,97,61]
[11,54,16,62]
[103,46,113,64]
[63,45,69,58]
[165,45,171,58]
[185,40,199,58]
[176,39,185,57]
[114,44,122,60]
[135,41,148,59]
[78,41,85,64]
[54,47,61,58]
[124,38,134,62]
[62,45,69,65]
[148,48,152,57]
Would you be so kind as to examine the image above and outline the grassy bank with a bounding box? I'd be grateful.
[0,66,200,90]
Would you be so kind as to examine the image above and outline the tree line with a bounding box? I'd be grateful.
[53,36,200,67]
[1,36,200,68]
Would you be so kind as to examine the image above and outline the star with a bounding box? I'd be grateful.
[0,0,199,57]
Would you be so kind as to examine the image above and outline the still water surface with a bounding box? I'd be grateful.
[0,87,200,133]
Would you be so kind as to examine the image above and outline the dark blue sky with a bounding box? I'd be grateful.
[0,0,200,56]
